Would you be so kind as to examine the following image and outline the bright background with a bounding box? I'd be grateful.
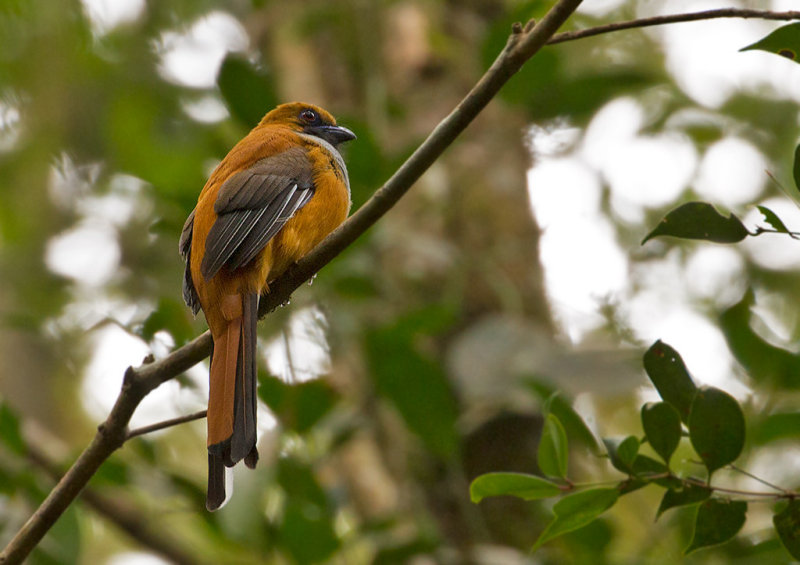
[2,1,800,563]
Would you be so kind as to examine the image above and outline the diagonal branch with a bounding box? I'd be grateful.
[24,445,205,565]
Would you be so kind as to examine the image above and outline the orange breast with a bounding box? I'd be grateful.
[262,143,351,282]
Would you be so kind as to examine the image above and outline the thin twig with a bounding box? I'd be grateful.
[125,410,208,441]
[728,464,795,495]
[752,227,800,239]
[571,471,791,501]
[548,8,800,45]
[683,476,785,498]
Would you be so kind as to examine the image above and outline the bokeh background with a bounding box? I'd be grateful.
[1,0,800,563]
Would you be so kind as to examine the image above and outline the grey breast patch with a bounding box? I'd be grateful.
[297,132,351,198]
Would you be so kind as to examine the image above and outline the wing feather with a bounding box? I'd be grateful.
[200,147,315,281]
[179,210,201,314]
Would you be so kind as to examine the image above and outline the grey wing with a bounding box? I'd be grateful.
[180,209,202,315]
[200,147,315,281]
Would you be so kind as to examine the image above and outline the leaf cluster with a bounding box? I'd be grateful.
[471,340,800,558]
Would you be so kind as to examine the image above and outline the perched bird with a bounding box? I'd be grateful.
[179,102,355,510]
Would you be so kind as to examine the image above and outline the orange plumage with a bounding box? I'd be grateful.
[180,102,354,510]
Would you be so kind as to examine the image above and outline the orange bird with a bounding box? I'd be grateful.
[179,102,355,510]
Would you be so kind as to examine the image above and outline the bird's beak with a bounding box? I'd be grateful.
[307,124,357,146]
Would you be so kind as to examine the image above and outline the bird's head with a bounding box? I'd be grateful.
[260,102,356,147]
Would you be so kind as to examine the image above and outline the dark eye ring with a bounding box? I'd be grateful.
[300,109,318,123]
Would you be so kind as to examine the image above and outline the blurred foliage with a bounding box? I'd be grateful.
[1,1,800,564]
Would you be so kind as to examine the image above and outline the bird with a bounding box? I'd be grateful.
[179,102,355,510]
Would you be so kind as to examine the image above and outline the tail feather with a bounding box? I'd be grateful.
[206,292,259,510]
[230,292,259,464]
[206,453,226,511]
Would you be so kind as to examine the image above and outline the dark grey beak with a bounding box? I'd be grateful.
[307,124,356,146]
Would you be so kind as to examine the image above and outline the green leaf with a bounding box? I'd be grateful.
[529,384,598,450]
[752,412,800,444]
[686,499,747,554]
[32,503,81,565]
[140,297,195,344]
[0,401,24,455]
[559,518,613,561]
[217,54,278,127]
[642,202,749,244]
[276,459,339,563]
[641,402,682,466]
[603,436,639,474]
[365,307,459,458]
[538,414,568,479]
[280,499,340,564]
[795,144,800,193]
[89,457,129,488]
[618,454,672,494]
[277,458,329,509]
[257,375,338,434]
[643,341,698,424]
[631,454,671,482]
[617,477,648,496]
[0,466,17,495]
[740,22,800,63]
[757,205,790,234]
[774,499,800,559]
[470,472,562,503]
[720,289,800,389]
[689,386,745,476]
[106,89,206,195]
[656,484,712,519]
[533,488,619,551]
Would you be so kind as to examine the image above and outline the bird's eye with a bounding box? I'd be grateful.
[300,109,318,124]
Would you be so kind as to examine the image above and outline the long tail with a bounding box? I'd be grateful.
[206,292,260,511]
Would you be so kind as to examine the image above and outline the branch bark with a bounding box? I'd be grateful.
[547,8,800,45]
[3,4,798,563]
[24,445,204,565]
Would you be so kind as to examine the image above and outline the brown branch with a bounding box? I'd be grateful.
[548,8,800,45]
[24,445,204,565]
[6,3,797,563]
[125,410,208,441]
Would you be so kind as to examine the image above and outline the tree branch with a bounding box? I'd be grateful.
[547,8,800,45]
[5,3,797,563]
[24,445,204,565]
